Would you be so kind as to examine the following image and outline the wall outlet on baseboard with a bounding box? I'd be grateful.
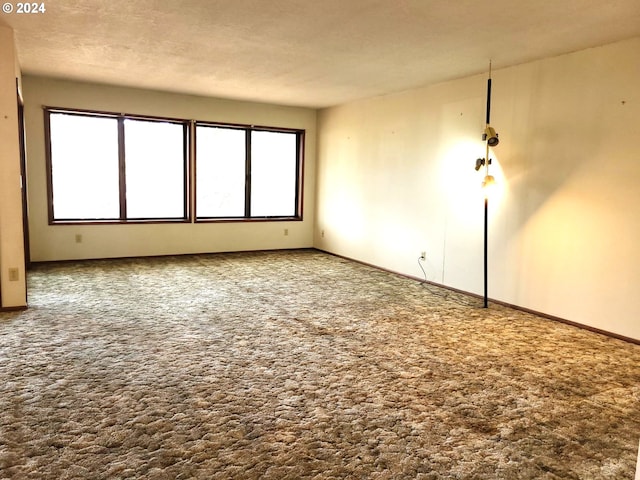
[8,268,19,282]
[75,234,83,243]
[420,251,426,261]
[284,228,289,236]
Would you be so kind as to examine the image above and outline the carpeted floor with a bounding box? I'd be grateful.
[0,249,638,479]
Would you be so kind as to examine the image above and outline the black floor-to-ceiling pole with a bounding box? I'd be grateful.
[484,196,488,308]
[483,68,492,309]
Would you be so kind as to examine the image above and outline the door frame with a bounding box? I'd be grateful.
[17,79,30,270]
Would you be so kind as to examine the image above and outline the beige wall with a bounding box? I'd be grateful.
[23,76,317,261]
[316,37,640,340]
[0,24,26,308]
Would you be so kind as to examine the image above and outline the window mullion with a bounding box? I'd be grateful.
[44,110,55,223]
[244,129,251,218]
[185,121,192,221]
[295,131,303,216]
[118,117,127,220]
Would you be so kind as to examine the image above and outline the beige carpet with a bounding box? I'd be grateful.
[0,249,638,479]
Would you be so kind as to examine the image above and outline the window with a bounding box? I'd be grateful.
[48,113,120,219]
[195,126,246,218]
[124,119,186,219]
[250,130,298,217]
[45,108,188,223]
[45,108,304,224]
[195,124,303,220]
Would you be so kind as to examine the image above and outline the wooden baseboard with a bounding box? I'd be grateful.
[315,248,640,346]
[0,305,28,312]
[29,247,316,266]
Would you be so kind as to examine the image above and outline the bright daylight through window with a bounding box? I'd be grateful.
[196,126,246,218]
[124,119,185,219]
[48,113,121,220]
[47,109,187,222]
[195,124,302,220]
[45,108,304,224]
[250,130,298,217]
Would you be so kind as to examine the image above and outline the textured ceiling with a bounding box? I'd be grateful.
[3,0,640,108]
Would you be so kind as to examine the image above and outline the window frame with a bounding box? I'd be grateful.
[44,107,190,225]
[194,121,305,223]
[44,107,305,225]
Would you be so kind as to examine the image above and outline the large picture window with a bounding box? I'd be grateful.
[45,108,188,222]
[195,126,246,218]
[250,130,298,217]
[48,113,120,220]
[124,119,186,219]
[45,108,304,224]
[195,123,303,220]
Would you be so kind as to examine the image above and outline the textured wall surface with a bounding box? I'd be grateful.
[316,37,640,340]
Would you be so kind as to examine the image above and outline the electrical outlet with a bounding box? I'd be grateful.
[420,251,426,261]
[75,234,83,243]
[321,230,325,238]
[284,228,289,236]
[8,268,19,282]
